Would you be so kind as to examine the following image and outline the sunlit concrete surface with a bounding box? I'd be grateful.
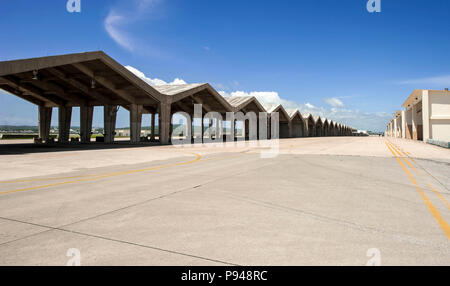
[0,137,449,265]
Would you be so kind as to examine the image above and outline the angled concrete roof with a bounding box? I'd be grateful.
[0,51,162,107]
[313,116,323,125]
[262,104,290,121]
[286,109,305,122]
[153,84,204,96]
[225,96,266,113]
[262,103,280,113]
[156,83,233,113]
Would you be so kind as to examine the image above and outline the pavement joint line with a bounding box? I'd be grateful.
[387,142,450,210]
[0,152,255,196]
[220,192,450,252]
[0,150,252,185]
[385,142,450,240]
[0,155,275,264]
[0,154,267,249]
[0,216,237,266]
[297,155,431,198]
[0,152,202,184]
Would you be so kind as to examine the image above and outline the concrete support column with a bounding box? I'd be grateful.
[216,118,221,140]
[401,110,406,139]
[209,118,214,139]
[104,105,117,143]
[393,118,397,138]
[58,106,72,143]
[130,104,143,144]
[256,117,260,140]
[159,102,171,145]
[244,120,249,140]
[412,103,418,140]
[422,90,430,141]
[38,106,52,143]
[80,105,94,143]
[190,113,195,143]
[150,113,156,141]
[230,118,236,141]
[201,118,205,143]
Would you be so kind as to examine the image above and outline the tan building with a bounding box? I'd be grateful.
[386,89,450,145]
[402,89,450,143]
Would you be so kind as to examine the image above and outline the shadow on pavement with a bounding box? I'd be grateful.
[0,142,161,155]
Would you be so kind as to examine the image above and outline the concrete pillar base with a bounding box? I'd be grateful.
[104,105,118,143]
[38,106,52,143]
[58,106,72,143]
[150,113,156,141]
[159,103,171,145]
[80,105,94,143]
[130,104,143,143]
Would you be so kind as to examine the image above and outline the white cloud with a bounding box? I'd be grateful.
[324,97,344,107]
[125,65,187,86]
[396,75,450,86]
[104,10,134,51]
[304,103,315,109]
[104,0,159,51]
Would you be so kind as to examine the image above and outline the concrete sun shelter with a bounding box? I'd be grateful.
[263,104,291,138]
[287,109,306,138]
[152,83,233,143]
[303,114,316,137]
[0,51,163,144]
[225,96,266,140]
[323,119,331,137]
[313,116,324,137]
[0,51,355,145]
[329,120,336,136]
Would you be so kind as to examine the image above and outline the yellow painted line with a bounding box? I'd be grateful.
[0,153,202,196]
[387,142,421,177]
[387,142,450,211]
[425,183,450,210]
[0,174,110,184]
[385,142,450,239]
[0,151,250,184]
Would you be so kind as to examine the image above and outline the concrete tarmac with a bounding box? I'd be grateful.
[0,137,449,265]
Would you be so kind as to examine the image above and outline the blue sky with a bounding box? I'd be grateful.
[1,0,450,131]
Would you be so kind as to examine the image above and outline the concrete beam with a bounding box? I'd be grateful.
[46,68,114,105]
[0,76,63,106]
[21,79,87,105]
[191,95,213,113]
[72,63,136,104]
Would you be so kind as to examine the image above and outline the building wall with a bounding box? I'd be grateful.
[412,102,423,141]
[428,91,450,142]
[405,109,413,139]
